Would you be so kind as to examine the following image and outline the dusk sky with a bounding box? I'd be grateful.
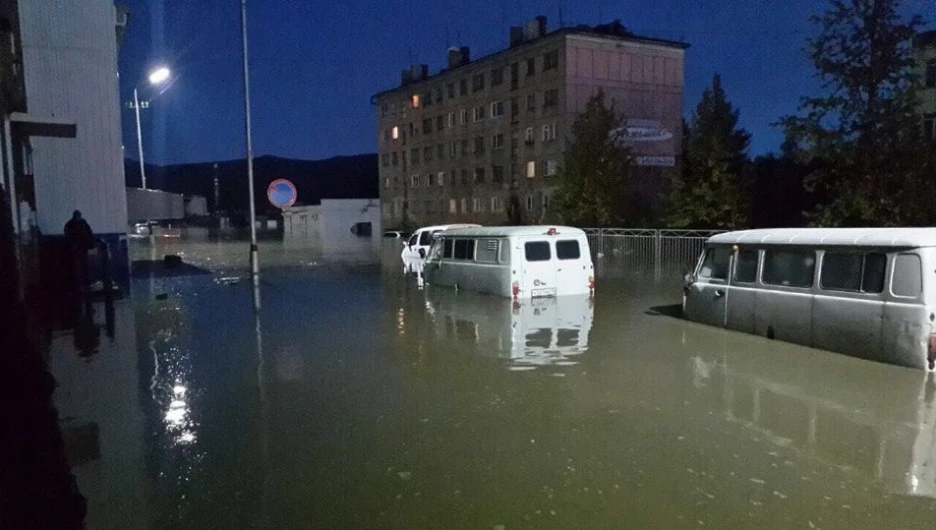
[117,0,933,166]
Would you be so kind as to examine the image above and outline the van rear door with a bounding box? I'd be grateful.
[522,239,557,297]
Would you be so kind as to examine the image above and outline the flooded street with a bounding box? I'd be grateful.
[49,233,936,528]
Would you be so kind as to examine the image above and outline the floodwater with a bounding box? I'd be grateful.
[47,232,936,528]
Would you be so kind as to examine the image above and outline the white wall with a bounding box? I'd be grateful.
[19,0,126,235]
[126,188,184,222]
[319,199,381,251]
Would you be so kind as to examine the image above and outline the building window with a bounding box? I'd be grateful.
[450,141,458,157]
[472,73,485,92]
[524,127,534,144]
[474,167,485,183]
[473,106,485,122]
[460,109,468,125]
[927,59,936,88]
[491,67,504,86]
[525,94,535,111]
[526,195,535,210]
[490,100,505,118]
[526,57,535,77]
[461,198,468,213]
[436,115,444,131]
[411,174,420,188]
[381,153,390,167]
[391,126,399,140]
[411,94,420,108]
[461,139,469,156]
[492,164,504,182]
[526,160,536,178]
[474,136,485,155]
[459,78,468,95]
[541,123,557,141]
[383,177,391,188]
[473,197,483,212]
[510,97,519,120]
[391,152,399,166]
[449,199,458,214]
[437,171,445,186]
[448,112,455,128]
[492,133,505,150]
[447,83,455,98]
[461,168,470,184]
[410,148,419,166]
[510,62,520,90]
[424,91,433,106]
[545,159,558,176]
[382,129,389,143]
[543,50,559,71]
[434,87,442,102]
[427,172,436,186]
[543,88,558,108]
[423,118,433,134]
[408,122,415,137]
[542,194,550,210]
[491,196,503,212]
[437,144,445,160]
[424,146,433,161]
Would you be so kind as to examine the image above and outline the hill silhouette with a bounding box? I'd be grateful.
[124,154,378,215]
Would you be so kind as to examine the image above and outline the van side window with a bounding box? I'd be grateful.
[443,238,453,259]
[465,239,476,260]
[556,240,581,260]
[476,239,498,263]
[821,252,886,293]
[499,240,511,263]
[453,239,468,259]
[699,247,730,280]
[734,250,758,283]
[763,250,816,288]
[892,254,922,298]
[525,241,551,262]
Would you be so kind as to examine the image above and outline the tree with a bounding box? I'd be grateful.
[777,0,930,226]
[666,74,751,229]
[555,91,634,226]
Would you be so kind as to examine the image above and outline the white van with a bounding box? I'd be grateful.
[683,228,936,370]
[400,224,480,262]
[423,226,594,298]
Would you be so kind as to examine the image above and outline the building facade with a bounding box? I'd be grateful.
[374,18,687,228]
[916,30,936,142]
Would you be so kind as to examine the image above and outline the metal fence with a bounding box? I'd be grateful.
[582,228,725,280]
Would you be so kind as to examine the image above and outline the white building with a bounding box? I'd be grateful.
[283,199,381,255]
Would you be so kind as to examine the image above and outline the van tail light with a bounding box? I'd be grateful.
[588,275,595,294]
[928,334,936,371]
[512,281,520,299]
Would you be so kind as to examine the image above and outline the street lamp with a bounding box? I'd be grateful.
[240,0,260,291]
[130,66,171,190]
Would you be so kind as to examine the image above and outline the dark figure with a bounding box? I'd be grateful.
[63,210,94,292]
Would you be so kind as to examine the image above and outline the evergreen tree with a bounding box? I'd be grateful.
[777,0,930,226]
[555,92,634,226]
[667,74,751,228]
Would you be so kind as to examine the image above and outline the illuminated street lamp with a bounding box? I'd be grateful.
[129,66,171,190]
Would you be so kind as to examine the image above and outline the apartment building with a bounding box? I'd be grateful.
[916,30,936,142]
[374,17,687,228]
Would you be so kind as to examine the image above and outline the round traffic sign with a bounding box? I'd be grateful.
[267,179,297,209]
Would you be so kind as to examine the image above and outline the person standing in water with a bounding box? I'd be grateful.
[63,210,95,292]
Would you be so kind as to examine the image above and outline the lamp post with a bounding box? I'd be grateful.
[130,66,171,190]
[240,0,260,289]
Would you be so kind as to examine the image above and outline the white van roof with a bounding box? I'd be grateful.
[416,223,481,232]
[708,228,936,248]
[439,225,586,238]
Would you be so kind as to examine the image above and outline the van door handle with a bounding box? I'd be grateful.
[714,290,725,300]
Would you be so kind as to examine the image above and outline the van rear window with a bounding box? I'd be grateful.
[763,250,816,288]
[892,254,922,298]
[525,241,551,262]
[556,240,581,260]
[821,252,885,293]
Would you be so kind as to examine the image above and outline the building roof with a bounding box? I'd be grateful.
[440,225,586,238]
[707,228,936,248]
[372,26,689,100]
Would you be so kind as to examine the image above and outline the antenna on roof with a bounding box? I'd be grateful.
[558,0,565,28]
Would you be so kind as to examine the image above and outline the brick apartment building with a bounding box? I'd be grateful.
[374,17,688,228]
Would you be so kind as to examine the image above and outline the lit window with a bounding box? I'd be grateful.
[411,94,420,108]
[526,161,536,178]
[391,126,399,140]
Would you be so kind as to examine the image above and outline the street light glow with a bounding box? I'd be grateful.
[148,67,171,85]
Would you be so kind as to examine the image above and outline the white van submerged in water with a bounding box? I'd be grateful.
[683,228,936,370]
[423,226,594,299]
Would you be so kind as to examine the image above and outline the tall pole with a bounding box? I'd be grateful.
[240,0,259,288]
[133,88,147,190]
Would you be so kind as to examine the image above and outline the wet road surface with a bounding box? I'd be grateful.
[47,234,936,528]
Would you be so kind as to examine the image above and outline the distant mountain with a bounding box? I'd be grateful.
[124,154,378,214]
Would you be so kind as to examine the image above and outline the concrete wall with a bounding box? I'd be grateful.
[18,0,126,235]
[284,199,381,255]
[126,188,184,222]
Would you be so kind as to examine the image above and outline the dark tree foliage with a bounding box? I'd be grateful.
[777,0,933,226]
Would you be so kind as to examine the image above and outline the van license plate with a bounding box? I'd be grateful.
[531,288,556,298]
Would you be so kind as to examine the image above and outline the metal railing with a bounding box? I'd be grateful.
[583,228,725,280]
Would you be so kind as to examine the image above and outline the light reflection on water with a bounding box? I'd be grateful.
[65,233,936,527]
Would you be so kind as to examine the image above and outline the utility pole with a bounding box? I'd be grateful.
[240,0,260,293]
[133,88,146,189]
[213,163,220,216]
